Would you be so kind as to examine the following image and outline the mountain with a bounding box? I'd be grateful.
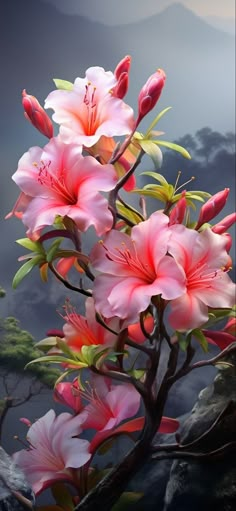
[205,15,235,35]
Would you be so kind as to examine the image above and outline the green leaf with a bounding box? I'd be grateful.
[192,329,209,352]
[138,140,163,168]
[12,255,44,289]
[16,237,44,253]
[176,331,190,351]
[53,78,73,90]
[141,171,168,185]
[145,106,172,135]
[26,355,87,368]
[35,336,58,352]
[46,238,63,262]
[152,140,191,159]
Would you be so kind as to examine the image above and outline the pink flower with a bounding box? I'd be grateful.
[62,297,120,352]
[13,410,91,495]
[45,66,135,147]
[10,137,117,236]
[77,376,179,452]
[167,226,236,331]
[22,89,53,139]
[91,212,186,326]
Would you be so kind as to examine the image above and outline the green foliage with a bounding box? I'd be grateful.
[0,316,60,387]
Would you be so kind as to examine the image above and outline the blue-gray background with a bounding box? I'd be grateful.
[0,0,235,453]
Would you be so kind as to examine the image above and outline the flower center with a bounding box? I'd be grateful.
[83,82,98,136]
[35,160,77,204]
[104,240,156,282]
[187,261,223,290]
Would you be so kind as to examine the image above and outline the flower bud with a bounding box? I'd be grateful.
[54,381,82,413]
[112,72,129,99]
[22,89,53,138]
[222,233,232,253]
[195,188,230,230]
[202,329,235,350]
[224,318,236,336]
[169,192,187,225]
[136,68,166,125]
[212,212,236,234]
[114,55,131,79]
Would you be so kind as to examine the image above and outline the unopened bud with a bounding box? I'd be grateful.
[114,55,131,79]
[22,89,53,138]
[136,68,166,125]
[195,188,230,230]
[169,192,187,225]
[222,233,232,253]
[224,318,236,336]
[212,212,236,234]
[112,72,129,99]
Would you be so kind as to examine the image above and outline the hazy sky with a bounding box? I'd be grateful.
[45,0,235,25]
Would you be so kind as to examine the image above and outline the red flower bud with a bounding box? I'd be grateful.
[224,318,236,336]
[114,55,131,79]
[202,329,235,350]
[22,89,53,138]
[112,72,129,99]
[222,233,233,253]
[212,212,236,234]
[136,68,166,125]
[195,188,230,230]
[169,192,187,225]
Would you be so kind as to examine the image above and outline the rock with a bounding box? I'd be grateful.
[0,446,35,510]
[164,353,236,511]
[129,353,236,511]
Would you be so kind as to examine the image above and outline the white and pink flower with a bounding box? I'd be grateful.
[45,66,135,147]
[91,212,186,326]
[167,226,236,331]
[13,409,91,495]
[9,136,117,237]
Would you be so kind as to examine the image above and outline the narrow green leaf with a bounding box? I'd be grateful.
[141,171,168,185]
[26,355,87,368]
[46,238,63,263]
[192,329,209,352]
[16,238,43,253]
[12,255,43,289]
[138,140,163,168]
[153,140,191,159]
[53,78,73,90]
[146,106,172,136]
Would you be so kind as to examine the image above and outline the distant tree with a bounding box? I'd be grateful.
[224,131,235,153]
[0,293,60,441]
[195,127,226,163]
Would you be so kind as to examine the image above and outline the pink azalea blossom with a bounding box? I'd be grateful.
[10,136,117,236]
[45,66,135,147]
[13,409,91,495]
[91,212,186,326]
[167,226,236,331]
[77,376,178,452]
[61,297,120,352]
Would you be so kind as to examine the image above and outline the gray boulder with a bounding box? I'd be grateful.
[0,446,35,510]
